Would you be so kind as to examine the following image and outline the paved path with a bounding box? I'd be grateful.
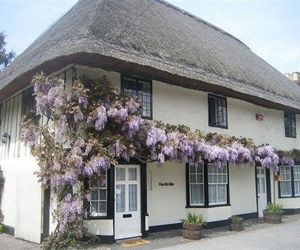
[161,216,300,250]
[1,215,300,249]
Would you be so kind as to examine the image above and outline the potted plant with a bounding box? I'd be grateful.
[263,203,283,223]
[228,216,244,231]
[182,213,206,240]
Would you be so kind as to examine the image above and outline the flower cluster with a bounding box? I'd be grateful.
[256,145,279,170]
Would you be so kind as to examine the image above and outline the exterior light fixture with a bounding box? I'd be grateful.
[1,132,10,144]
[256,114,264,121]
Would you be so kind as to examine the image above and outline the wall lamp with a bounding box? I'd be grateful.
[1,132,10,144]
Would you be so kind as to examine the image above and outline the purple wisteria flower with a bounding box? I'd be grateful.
[256,145,279,170]
[94,106,107,131]
[280,157,295,166]
[146,127,167,147]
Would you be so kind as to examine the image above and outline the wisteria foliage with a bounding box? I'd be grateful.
[21,73,292,248]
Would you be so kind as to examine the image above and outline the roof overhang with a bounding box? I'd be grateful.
[1,52,299,114]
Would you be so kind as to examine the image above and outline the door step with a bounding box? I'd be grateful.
[118,238,151,247]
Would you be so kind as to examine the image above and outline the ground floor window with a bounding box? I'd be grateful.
[187,162,229,207]
[279,165,300,198]
[90,172,107,217]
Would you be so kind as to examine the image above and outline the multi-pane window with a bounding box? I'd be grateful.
[21,87,35,117]
[294,166,300,196]
[90,173,107,217]
[208,163,228,205]
[188,162,229,207]
[189,163,204,205]
[279,165,300,198]
[208,94,228,128]
[284,112,296,138]
[121,75,152,119]
[279,166,292,197]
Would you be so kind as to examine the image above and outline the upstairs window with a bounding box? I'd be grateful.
[208,94,228,128]
[284,112,296,138]
[121,75,152,119]
[21,87,35,117]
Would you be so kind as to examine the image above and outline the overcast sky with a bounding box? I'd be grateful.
[1,0,299,74]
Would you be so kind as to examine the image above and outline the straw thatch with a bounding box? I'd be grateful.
[0,0,300,111]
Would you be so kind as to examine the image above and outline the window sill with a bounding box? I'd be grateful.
[278,196,300,199]
[186,204,231,208]
[85,216,113,220]
[208,124,228,129]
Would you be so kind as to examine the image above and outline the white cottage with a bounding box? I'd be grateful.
[0,0,300,244]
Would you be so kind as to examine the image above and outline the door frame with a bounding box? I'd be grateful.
[113,161,148,240]
[255,164,272,217]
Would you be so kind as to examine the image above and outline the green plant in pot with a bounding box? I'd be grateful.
[228,216,244,231]
[263,203,283,223]
[182,213,206,240]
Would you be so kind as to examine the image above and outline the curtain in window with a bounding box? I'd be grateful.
[294,166,300,196]
[208,163,227,205]
[90,172,107,216]
[280,166,292,197]
[189,163,204,205]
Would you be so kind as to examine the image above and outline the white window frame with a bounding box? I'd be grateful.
[189,163,204,206]
[279,166,292,197]
[293,165,300,197]
[208,163,228,205]
[89,172,107,217]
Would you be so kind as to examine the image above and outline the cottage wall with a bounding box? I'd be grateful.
[1,64,300,242]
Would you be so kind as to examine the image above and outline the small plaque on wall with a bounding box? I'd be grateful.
[159,182,175,186]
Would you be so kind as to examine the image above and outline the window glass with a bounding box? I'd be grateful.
[90,173,107,217]
[294,166,300,196]
[280,166,292,197]
[284,112,296,138]
[122,76,152,119]
[189,163,204,205]
[208,94,227,128]
[208,163,228,205]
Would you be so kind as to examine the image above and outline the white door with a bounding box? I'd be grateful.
[257,167,267,217]
[115,165,141,240]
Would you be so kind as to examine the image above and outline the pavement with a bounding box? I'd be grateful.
[0,214,300,250]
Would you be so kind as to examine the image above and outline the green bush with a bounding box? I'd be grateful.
[182,213,206,225]
[0,224,5,233]
[266,203,283,214]
[229,216,243,222]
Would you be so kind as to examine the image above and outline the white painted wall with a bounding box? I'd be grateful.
[229,164,257,215]
[147,162,186,226]
[84,220,114,236]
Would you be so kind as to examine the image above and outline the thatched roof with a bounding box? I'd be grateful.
[1,0,300,112]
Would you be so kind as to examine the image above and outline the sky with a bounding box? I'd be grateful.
[0,0,299,74]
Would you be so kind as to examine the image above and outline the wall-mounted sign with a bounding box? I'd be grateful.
[159,182,174,186]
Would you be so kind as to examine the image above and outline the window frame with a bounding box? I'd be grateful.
[121,74,153,120]
[186,161,230,208]
[278,164,300,198]
[208,94,228,129]
[284,112,296,138]
[89,172,108,218]
[189,163,205,206]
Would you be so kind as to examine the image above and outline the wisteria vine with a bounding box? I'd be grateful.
[21,73,293,248]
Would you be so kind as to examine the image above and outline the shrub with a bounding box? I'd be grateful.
[229,215,243,223]
[265,203,283,214]
[0,224,4,233]
[182,213,206,225]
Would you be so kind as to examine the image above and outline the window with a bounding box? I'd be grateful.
[121,75,152,119]
[294,166,300,196]
[187,162,229,207]
[208,163,228,205]
[208,94,228,128]
[279,166,292,197]
[284,112,296,138]
[189,163,204,205]
[90,173,107,217]
[21,87,35,117]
